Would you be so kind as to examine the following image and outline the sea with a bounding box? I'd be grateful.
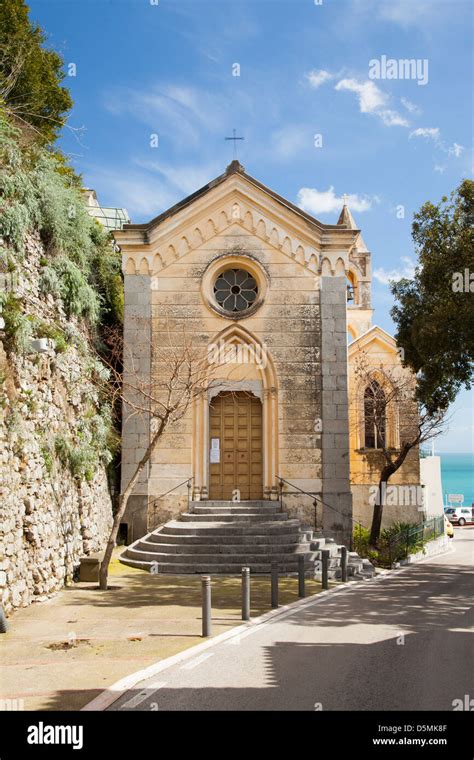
[440,452,474,507]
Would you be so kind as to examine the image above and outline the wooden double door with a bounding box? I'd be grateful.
[209,391,263,500]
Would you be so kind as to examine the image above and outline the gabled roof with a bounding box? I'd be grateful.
[122,160,348,236]
[348,325,398,355]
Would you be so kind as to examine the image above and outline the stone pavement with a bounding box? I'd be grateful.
[0,549,325,711]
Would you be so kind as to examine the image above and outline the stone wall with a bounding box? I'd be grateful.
[320,276,353,546]
[0,235,113,614]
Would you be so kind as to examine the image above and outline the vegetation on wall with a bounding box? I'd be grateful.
[0,85,123,488]
[0,114,123,327]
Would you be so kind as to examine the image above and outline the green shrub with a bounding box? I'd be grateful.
[40,443,54,475]
[54,435,95,481]
[34,319,68,353]
[0,112,123,327]
[39,264,61,298]
[1,294,32,353]
[353,520,428,567]
[67,444,97,482]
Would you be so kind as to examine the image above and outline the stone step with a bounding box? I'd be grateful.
[180,512,290,523]
[311,543,340,557]
[136,540,310,555]
[149,532,302,546]
[124,548,315,565]
[312,558,341,570]
[309,538,327,550]
[190,500,276,509]
[161,521,301,536]
[314,570,341,580]
[192,506,281,515]
[120,558,312,574]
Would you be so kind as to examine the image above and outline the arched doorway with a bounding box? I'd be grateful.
[191,324,279,501]
[208,391,263,500]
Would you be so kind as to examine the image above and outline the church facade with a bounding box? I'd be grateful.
[115,161,420,547]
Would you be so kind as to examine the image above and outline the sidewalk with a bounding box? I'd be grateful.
[0,550,324,711]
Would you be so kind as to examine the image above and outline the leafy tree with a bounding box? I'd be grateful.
[391,180,474,414]
[0,0,73,144]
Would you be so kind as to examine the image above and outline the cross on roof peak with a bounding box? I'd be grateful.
[225,128,245,159]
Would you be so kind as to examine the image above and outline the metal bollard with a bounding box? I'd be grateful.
[321,549,330,590]
[298,554,305,598]
[271,562,279,608]
[242,567,250,621]
[0,605,8,634]
[201,575,212,637]
[340,546,348,583]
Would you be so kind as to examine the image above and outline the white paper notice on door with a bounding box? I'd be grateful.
[210,438,220,463]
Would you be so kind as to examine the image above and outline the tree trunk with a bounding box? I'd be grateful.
[369,466,395,547]
[369,442,413,547]
[99,422,166,590]
[98,469,143,590]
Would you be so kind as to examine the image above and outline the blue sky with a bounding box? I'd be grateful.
[29,0,473,453]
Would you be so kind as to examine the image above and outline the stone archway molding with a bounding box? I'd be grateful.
[192,324,279,501]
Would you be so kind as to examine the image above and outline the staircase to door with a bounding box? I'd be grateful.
[120,500,376,579]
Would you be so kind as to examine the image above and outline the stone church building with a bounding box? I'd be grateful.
[115,161,420,549]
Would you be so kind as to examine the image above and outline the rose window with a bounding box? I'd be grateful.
[213,269,258,313]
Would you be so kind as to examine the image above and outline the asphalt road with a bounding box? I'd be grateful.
[110,528,473,711]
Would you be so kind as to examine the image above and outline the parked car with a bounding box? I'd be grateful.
[444,506,474,526]
[444,514,454,538]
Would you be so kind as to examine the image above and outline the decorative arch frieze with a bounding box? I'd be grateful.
[122,199,349,280]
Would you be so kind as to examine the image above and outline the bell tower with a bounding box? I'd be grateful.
[337,202,374,339]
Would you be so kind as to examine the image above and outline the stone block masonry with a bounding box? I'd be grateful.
[0,234,113,613]
[320,276,353,546]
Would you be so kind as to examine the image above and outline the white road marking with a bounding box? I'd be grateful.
[181,652,215,670]
[119,681,167,710]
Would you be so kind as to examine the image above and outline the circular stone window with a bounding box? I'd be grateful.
[213,268,258,313]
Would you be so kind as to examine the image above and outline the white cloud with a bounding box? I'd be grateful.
[401,97,421,115]
[335,78,409,127]
[379,109,410,127]
[373,256,416,285]
[409,129,465,165]
[306,69,334,88]
[448,142,464,158]
[335,78,386,113]
[409,127,441,142]
[297,186,374,215]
